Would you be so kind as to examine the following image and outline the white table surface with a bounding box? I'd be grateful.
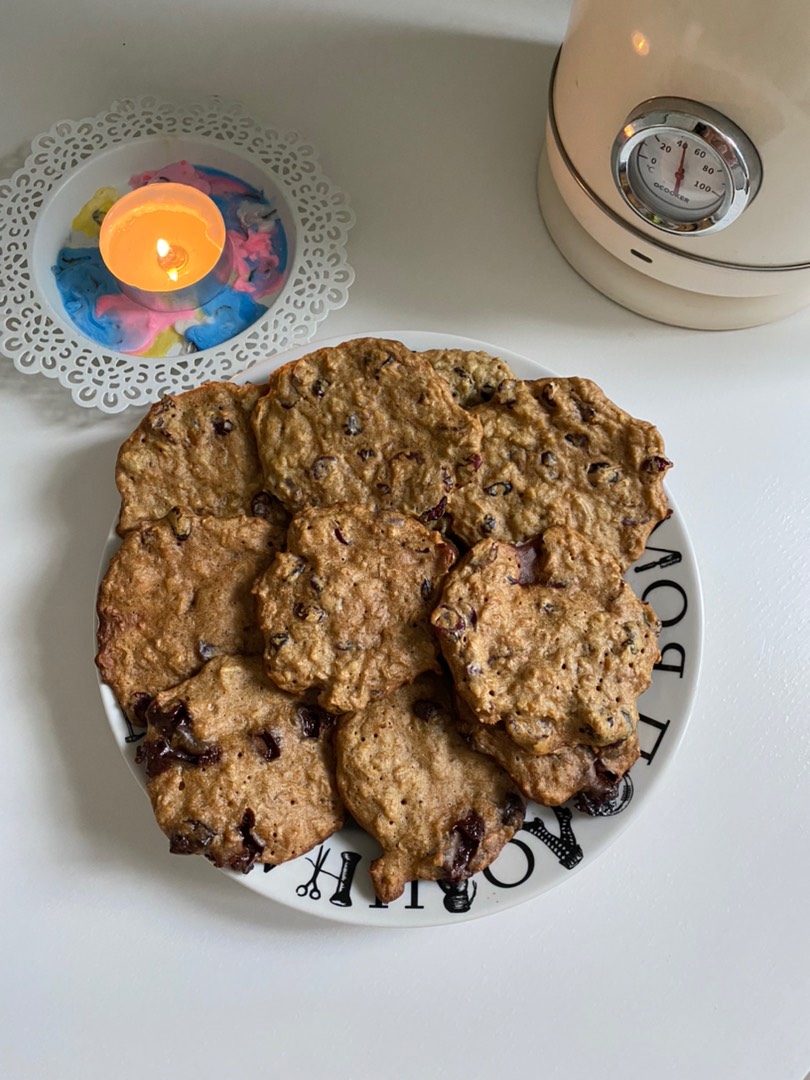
[1,2,808,1078]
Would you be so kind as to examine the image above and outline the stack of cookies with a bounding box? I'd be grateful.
[96,338,671,903]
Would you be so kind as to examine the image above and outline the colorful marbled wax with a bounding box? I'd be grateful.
[52,162,288,356]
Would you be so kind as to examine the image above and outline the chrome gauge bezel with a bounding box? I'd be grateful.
[611,97,762,235]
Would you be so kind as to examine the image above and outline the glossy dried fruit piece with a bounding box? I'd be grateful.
[420,496,447,523]
[446,811,486,880]
[501,792,525,829]
[312,455,337,480]
[296,703,338,739]
[253,730,282,761]
[643,455,673,473]
[169,819,216,855]
[293,602,327,623]
[432,605,468,640]
[485,481,513,496]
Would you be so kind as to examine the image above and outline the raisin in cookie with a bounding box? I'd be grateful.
[96,514,284,724]
[447,376,671,569]
[459,697,640,806]
[254,505,456,713]
[335,673,525,902]
[115,381,288,535]
[420,348,515,408]
[251,338,483,522]
[136,655,343,871]
[432,526,660,755]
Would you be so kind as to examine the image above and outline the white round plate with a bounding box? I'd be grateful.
[98,331,703,926]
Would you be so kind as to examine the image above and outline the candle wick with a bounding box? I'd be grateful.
[155,237,189,280]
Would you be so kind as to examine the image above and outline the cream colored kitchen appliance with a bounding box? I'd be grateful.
[538,0,810,328]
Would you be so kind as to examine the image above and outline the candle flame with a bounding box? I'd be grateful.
[156,237,183,282]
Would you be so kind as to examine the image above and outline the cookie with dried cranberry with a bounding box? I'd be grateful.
[458,697,640,806]
[419,348,515,408]
[251,338,483,523]
[115,381,288,535]
[136,655,344,871]
[96,513,284,725]
[432,526,660,756]
[335,672,525,902]
[254,504,456,714]
[447,376,671,569]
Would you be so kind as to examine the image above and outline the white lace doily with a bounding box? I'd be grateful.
[0,96,355,412]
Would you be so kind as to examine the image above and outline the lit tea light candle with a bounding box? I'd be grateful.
[99,182,231,311]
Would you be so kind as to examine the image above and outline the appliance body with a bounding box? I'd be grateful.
[538,0,810,328]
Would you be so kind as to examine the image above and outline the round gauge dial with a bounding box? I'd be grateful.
[612,98,761,234]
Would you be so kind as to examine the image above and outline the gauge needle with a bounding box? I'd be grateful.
[674,146,687,196]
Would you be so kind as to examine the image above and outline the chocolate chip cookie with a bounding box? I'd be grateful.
[335,673,525,902]
[432,526,660,755]
[136,655,344,871]
[447,376,671,569]
[254,505,456,713]
[115,381,288,535]
[251,338,483,523]
[419,348,515,408]
[96,514,284,724]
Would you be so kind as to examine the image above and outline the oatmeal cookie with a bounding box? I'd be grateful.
[115,381,288,535]
[251,338,483,522]
[431,526,660,755]
[254,505,456,713]
[420,348,515,408]
[96,513,284,724]
[447,376,671,569]
[335,673,525,902]
[136,655,343,871]
[460,699,640,806]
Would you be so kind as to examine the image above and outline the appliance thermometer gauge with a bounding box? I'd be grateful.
[611,97,761,234]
